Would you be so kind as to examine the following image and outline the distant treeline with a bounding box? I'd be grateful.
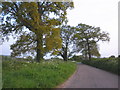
[1,55,33,62]
[1,55,63,62]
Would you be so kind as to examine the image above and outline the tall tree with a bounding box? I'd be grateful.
[81,42,100,59]
[90,43,100,58]
[1,2,74,62]
[74,23,110,60]
[59,25,75,61]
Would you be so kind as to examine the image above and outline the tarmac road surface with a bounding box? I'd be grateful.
[58,64,118,88]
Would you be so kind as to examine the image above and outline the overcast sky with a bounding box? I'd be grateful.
[67,0,119,57]
[0,0,119,58]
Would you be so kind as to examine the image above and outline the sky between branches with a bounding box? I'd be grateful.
[0,0,119,58]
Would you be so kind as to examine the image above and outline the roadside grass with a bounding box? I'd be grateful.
[2,59,76,88]
[82,58,119,75]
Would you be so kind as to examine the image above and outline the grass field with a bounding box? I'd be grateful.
[2,58,76,88]
[82,58,119,75]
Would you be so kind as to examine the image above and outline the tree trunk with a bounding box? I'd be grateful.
[84,44,88,60]
[60,52,68,61]
[35,3,44,62]
[36,35,43,62]
[64,50,68,61]
[86,38,91,60]
[36,47,40,62]
[88,43,91,60]
[64,43,68,61]
[60,46,68,61]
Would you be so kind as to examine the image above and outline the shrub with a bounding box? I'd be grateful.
[82,58,118,75]
[109,55,115,58]
[69,55,83,62]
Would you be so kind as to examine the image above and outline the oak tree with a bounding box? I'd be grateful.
[74,23,110,60]
[59,25,76,61]
[1,2,74,62]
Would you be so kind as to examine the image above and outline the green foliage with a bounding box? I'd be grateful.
[109,55,115,58]
[59,25,76,61]
[2,59,76,88]
[69,55,83,62]
[25,56,33,60]
[73,23,110,60]
[1,55,34,62]
[90,43,100,57]
[10,32,36,57]
[1,55,15,61]
[1,2,74,61]
[82,58,119,75]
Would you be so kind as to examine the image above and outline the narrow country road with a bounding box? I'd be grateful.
[58,64,118,88]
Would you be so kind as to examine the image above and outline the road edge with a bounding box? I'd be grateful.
[55,64,79,88]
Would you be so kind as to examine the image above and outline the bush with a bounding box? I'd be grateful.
[109,55,115,58]
[69,55,83,62]
[82,58,119,75]
[2,55,15,61]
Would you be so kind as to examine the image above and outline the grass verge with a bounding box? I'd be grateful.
[2,59,76,88]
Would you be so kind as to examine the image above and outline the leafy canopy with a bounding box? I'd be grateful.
[1,2,74,57]
[74,23,110,58]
